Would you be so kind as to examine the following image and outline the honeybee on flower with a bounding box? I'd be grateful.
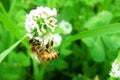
[25,6,62,62]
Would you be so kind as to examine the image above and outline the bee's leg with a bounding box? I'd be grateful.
[50,40,53,47]
[49,40,54,51]
[46,42,50,49]
[45,39,54,52]
[46,40,53,50]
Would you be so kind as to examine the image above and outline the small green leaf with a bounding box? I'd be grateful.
[82,37,105,62]
[102,35,120,50]
[0,35,27,63]
[82,37,96,47]
[91,37,105,62]
[84,10,112,29]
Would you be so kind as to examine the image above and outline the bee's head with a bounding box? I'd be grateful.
[29,38,39,45]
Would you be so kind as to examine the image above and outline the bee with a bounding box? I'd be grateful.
[29,38,60,62]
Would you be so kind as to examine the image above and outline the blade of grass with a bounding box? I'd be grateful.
[0,13,28,47]
[0,2,7,15]
[62,23,120,47]
[0,3,28,47]
[0,34,27,63]
[8,0,16,16]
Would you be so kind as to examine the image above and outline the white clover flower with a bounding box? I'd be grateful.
[109,59,120,78]
[25,6,62,48]
[25,6,57,38]
[58,20,72,34]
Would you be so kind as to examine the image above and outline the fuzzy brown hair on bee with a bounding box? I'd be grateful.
[29,38,43,55]
[29,38,60,62]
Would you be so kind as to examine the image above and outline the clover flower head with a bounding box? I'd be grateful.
[25,6,62,47]
[109,59,120,78]
[25,6,57,35]
[58,20,72,34]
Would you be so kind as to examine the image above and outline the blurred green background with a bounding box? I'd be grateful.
[0,0,120,80]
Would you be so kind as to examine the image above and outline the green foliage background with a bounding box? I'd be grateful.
[0,0,120,80]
